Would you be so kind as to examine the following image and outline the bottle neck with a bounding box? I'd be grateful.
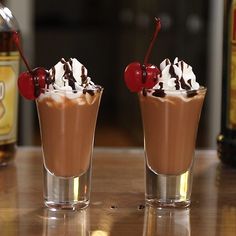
[0,3,19,32]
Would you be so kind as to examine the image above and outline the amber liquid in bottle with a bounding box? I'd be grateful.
[217,0,236,166]
[0,30,20,166]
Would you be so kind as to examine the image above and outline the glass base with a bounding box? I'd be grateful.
[44,200,89,211]
[43,164,91,211]
[145,163,193,208]
[146,199,190,208]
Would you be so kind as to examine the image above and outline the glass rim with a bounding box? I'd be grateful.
[141,86,206,94]
[40,86,104,93]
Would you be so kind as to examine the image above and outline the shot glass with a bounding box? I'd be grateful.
[36,88,102,210]
[139,87,206,208]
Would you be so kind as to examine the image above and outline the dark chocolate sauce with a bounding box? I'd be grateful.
[69,58,73,67]
[165,58,171,66]
[33,73,41,97]
[180,77,191,90]
[95,85,103,92]
[168,65,180,90]
[169,65,177,78]
[159,82,163,89]
[141,64,147,84]
[187,90,197,97]
[32,69,50,96]
[187,79,192,87]
[180,60,184,71]
[142,88,147,96]
[61,59,77,92]
[152,89,165,97]
[81,66,87,84]
[84,89,95,96]
[175,79,180,90]
[44,69,53,88]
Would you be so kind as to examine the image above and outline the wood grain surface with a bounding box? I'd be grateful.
[0,147,235,236]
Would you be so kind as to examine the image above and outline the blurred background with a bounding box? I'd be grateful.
[2,0,223,149]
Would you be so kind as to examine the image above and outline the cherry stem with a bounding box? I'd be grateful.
[13,31,32,73]
[144,17,161,65]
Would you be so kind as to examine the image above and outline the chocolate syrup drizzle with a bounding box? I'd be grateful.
[152,89,165,97]
[81,66,87,84]
[165,58,171,66]
[33,70,51,97]
[46,58,102,96]
[32,72,41,98]
[143,59,197,98]
[141,64,147,84]
[61,59,77,91]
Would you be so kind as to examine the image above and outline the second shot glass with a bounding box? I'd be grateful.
[139,87,206,208]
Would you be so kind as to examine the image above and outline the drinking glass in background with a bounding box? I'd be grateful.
[36,88,103,210]
[139,87,206,207]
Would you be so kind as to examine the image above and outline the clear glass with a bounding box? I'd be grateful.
[139,87,206,208]
[143,205,190,235]
[36,88,103,210]
[43,207,90,235]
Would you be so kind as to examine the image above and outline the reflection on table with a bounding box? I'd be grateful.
[42,208,90,236]
[0,148,236,235]
[143,206,190,236]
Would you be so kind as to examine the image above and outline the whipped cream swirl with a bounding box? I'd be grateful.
[46,58,101,93]
[153,58,199,91]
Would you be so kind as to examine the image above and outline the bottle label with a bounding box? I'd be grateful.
[228,3,236,128]
[0,53,19,144]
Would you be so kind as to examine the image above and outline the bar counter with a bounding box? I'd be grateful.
[0,147,236,235]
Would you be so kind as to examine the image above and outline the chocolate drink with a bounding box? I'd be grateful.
[37,91,102,177]
[139,90,205,175]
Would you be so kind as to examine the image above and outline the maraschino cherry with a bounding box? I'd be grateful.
[13,32,49,100]
[124,18,161,92]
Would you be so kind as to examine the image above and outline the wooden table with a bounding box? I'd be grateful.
[0,147,235,236]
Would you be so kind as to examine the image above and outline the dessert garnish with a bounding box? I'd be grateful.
[13,32,49,100]
[150,58,200,97]
[124,17,161,92]
[46,58,102,95]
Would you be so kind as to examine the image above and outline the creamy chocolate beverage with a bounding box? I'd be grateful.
[37,91,101,177]
[139,58,206,175]
[15,28,103,208]
[139,90,205,175]
[36,58,102,177]
[123,18,206,207]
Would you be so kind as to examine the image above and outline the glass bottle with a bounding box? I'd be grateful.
[217,0,236,166]
[0,3,20,166]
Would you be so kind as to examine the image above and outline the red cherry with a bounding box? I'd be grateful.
[18,67,48,100]
[18,71,35,100]
[124,62,159,92]
[13,32,50,100]
[124,62,143,92]
[143,63,160,88]
[124,18,161,92]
